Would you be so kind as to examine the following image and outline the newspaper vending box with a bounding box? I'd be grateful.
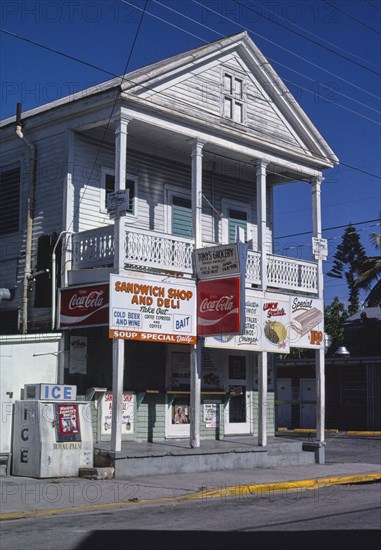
[12,384,93,478]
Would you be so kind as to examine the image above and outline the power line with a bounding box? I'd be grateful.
[238,0,381,73]
[270,57,381,117]
[322,0,381,35]
[0,28,118,78]
[280,75,380,125]
[120,0,207,43]
[363,0,381,12]
[1,20,380,178]
[275,219,380,240]
[247,0,380,71]
[192,0,381,83]
[127,2,381,129]
[67,0,149,232]
[153,0,381,116]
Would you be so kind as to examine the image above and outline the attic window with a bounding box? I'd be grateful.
[223,72,245,123]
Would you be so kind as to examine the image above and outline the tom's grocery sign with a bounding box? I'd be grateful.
[109,274,197,344]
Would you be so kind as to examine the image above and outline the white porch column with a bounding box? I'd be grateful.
[257,352,268,446]
[256,159,268,446]
[312,175,325,463]
[111,108,132,453]
[256,160,268,289]
[190,139,204,448]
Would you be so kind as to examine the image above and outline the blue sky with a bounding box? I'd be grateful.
[1,0,380,309]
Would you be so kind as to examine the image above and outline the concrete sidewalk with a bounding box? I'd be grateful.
[1,461,380,521]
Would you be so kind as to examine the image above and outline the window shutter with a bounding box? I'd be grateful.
[228,209,247,243]
[172,196,192,237]
[0,167,20,235]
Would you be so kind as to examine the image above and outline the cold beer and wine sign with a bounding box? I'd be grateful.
[58,243,324,348]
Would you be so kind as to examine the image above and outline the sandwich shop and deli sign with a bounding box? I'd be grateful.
[109,274,197,344]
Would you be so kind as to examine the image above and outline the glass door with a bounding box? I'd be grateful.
[224,354,252,435]
[166,348,191,437]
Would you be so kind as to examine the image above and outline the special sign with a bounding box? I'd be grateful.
[109,274,196,344]
[289,297,324,349]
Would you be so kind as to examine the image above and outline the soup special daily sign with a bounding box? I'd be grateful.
[109,274,197,344]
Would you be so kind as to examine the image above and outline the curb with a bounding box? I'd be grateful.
[1,472,380,521]
[277,429,381,436]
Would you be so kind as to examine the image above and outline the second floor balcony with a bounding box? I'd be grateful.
[70,225,318,295]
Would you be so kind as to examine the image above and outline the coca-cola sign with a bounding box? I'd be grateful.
[59,284,109,328]
[197,277,242,336]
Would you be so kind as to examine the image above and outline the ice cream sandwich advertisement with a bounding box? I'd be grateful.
[290,297,324,349]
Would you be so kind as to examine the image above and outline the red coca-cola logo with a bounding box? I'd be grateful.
[59,284,109,328]
[68,290,104,310]
[197,277,241,336]
[199,295,234,313]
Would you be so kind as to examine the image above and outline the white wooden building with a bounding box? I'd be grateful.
[0,33,338,455]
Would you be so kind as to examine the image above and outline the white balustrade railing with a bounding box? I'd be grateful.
[267,254,318,294]
[125,227,194,274]
[72,226,114,269]
[71,227,317,294]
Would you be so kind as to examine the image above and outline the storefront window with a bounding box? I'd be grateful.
[172,399,190,425]
[169,352,190,389]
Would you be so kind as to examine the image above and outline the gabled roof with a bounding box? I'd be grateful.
[0,32,338,167]
[120,32,338,167]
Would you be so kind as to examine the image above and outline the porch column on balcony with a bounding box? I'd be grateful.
[111,108,132,453]
[257,159,268,447]
[191,139,205,448]
[256,159,268,289]
[312,175,325,463]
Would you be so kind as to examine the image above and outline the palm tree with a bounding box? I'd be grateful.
[354,230,381,307]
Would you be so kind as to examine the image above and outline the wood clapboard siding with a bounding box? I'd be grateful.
[33,133,65,238]
[135,394,167,441]
[139,52,304,152]
[0,134,65,318]
[73,135,114,232]
[0,144,28,298]
[28,133,65,319]
[73,136,272,246]
[252,392,275,436]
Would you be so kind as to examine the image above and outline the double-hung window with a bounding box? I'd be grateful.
[228,208,247,243]
[223,72,245,123]
[165,186,192,238]
[172,195,192,237]
[222,199,251,244]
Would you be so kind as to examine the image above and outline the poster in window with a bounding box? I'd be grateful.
[171,398,190,424]
[203,401,219,428]
[69,336,87,374]
[101,392,134,435]
[170,352,190,387]
[55,403,81,442]
[202,349,221,389]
